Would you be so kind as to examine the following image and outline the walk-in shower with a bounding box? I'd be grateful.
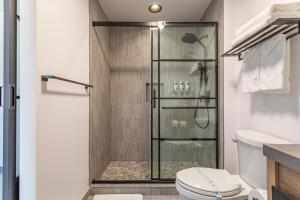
[90,22,218,183]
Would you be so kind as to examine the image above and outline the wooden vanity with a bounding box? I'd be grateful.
[263,144,300,200]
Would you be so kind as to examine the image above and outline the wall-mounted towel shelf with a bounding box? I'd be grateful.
[222,19,300,60]
[41,75,93,89]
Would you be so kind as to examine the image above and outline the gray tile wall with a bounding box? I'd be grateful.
[89,0,112,181]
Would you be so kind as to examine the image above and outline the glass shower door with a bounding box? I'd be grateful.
[151,22,218,180]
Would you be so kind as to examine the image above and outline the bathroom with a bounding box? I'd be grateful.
[2,0,300,200]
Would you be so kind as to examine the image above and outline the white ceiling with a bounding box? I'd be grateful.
[98,0,212,22]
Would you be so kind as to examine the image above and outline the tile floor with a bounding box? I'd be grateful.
[99,161,199,180]
[100,161,150,180]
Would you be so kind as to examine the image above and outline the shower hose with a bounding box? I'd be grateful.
[194,64,210,129]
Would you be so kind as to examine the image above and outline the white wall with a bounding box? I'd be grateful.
[19,0,90,199]
[224,0,300,174]
[19,0,37,199]
[36,0,90,199]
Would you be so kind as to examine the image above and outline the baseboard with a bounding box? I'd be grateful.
[90,183,178,196]
[82,188,92,200]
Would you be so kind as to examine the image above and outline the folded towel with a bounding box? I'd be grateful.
[231,2,300,47]
[240,46,261,93]
[259,34,290,93]
[239,34,290,94]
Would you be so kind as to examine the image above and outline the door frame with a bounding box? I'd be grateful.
[3,0,18,199]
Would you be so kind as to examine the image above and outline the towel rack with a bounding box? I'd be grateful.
[41,75,93,89]
[222,18,300,60]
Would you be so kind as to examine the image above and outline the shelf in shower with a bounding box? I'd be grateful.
[153,138,217,141]
[161,106,216,109]
[153,97,216,100]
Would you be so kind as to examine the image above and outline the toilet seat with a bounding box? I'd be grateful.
[176,168,253,200]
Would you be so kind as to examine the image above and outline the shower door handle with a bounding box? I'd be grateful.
[0,86,3,107]
[0,85,16,109]
[152,89,156,108]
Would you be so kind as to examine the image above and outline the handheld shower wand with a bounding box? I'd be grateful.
[181,33,210,129]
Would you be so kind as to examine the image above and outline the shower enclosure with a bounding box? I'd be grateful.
[90,22,218,183]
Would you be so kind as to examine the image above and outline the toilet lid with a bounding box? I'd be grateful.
[176,168,242,197]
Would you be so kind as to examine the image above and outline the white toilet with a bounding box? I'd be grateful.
[176,130,291,200]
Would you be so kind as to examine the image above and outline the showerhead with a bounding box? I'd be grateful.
[181,33,208,44]
[182,33,208,58]
[181,33,199,44]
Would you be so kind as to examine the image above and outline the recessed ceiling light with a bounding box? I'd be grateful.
[149,4,162,13]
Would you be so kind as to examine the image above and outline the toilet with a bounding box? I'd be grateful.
[176,130,291,200]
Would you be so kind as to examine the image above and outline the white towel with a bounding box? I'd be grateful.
[240,46,261,93]
[259,34,290,93]
[231,2,300,47]
[240,34,290,94]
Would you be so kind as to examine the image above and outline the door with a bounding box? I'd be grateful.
[151,22,219,181]
[2,0,18,199]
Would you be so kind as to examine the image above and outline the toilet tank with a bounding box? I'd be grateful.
[236,130,291,189]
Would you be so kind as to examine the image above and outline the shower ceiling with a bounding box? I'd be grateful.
[98,0,212,22]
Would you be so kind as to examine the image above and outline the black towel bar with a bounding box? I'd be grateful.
[41,75,93,89]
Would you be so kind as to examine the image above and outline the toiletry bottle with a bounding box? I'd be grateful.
[179,81,184,93]
[173,81,178,93]
[185,81,190,93]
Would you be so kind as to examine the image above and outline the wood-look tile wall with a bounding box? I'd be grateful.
[109,27,151,161]
[89,0,111,180]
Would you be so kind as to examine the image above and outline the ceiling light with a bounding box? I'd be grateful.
[149,4,162,13]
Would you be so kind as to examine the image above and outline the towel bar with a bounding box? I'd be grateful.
[41,75,93,89]
[222,18,300,60]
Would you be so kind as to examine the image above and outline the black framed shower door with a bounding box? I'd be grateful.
[150,22,219,182]
[91,21,219,184]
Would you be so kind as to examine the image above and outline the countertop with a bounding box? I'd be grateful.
[263,144,300,174]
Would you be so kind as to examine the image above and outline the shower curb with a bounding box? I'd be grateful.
[90,183,178,196]
[82,188,92,200]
